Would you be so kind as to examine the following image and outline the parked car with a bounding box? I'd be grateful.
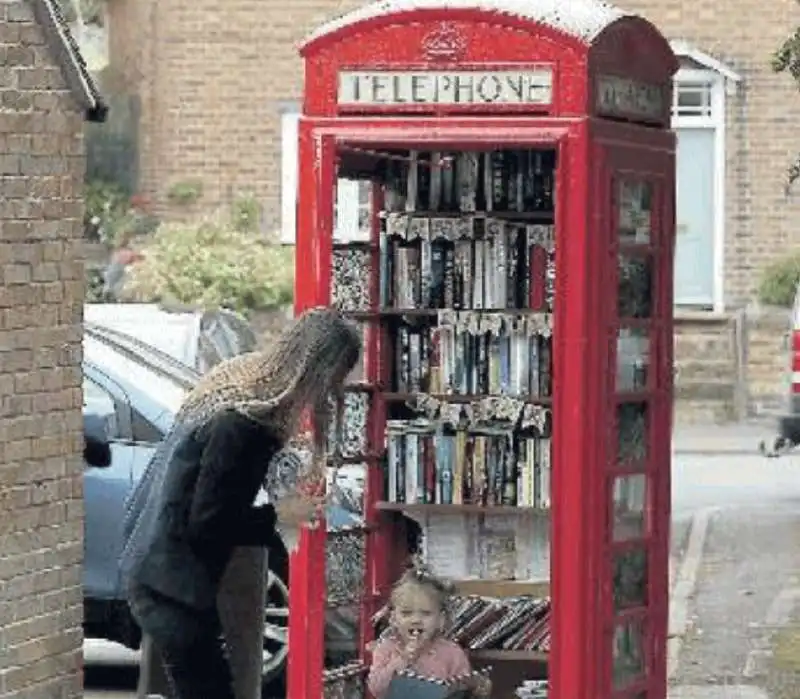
[84,302,258,374]
[81,326,363,695]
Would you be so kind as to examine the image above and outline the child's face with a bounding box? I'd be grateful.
[391,584,444,645]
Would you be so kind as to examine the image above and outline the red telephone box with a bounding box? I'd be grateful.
[287,3,678,699]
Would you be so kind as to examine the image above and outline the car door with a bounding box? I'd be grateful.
[82,366,136,601]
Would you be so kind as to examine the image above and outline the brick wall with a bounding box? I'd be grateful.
[0,3,87,698]
[110,0,800,300]
[622,0,800,306]
[107,0,365,230]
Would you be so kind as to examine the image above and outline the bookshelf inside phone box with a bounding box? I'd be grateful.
[290,4,679,699]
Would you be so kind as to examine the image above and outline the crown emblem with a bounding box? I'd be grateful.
[421,23,468,62]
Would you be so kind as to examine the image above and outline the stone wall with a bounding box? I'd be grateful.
[0,3,87,697]
[744,306,790,418]
[673,313,741,423]
[672,307,791,424]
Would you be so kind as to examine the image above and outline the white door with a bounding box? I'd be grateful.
[674,128,715,306]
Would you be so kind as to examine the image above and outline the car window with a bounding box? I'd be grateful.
[83,377,120,439]
[221,314,258,352]
[130,409,165,444]
[197,333,224,373]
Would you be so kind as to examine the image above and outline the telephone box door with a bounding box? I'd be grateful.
[594,128,676,699]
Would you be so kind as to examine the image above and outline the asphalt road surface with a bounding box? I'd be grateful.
[669,449,800,699]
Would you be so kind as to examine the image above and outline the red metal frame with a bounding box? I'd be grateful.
[290,8,677,699]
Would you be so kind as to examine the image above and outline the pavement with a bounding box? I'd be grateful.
[667,431,800,699]
[672,420,778,455]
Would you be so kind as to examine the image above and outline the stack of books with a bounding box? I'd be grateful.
[449,595,550,652]
[515,680,549,699]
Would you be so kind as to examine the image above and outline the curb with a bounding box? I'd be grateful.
[667,506,719,681]
[673,449,768,456]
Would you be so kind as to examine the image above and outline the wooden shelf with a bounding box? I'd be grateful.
[376,502,548,516]
[383,392,552,405]
[345,308,551,320]
[468,649,548,662]
[453,579,550,598]
[380,211,554,222]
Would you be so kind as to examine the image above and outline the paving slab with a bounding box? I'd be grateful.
[668,687,768,699]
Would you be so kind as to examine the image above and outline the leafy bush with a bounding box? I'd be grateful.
[84,179,130,244]
[85,265,106,302]
[757,251,800,307]
[120,213,294,314]
[84,180,160,245]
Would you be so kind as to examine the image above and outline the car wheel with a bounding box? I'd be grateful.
[262,568,289,696]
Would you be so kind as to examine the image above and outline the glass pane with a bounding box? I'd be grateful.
[613,474,646,540]
[613,548,648,610]
[612,619,646,688]
[618,181,652,244]
[617,328,649,392]
[617,402,648,465]
[618,256,653,319]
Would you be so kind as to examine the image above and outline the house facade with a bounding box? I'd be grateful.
[0,0,106,697]
[108,0,800,420]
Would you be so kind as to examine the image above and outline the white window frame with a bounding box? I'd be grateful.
[280,109,371,244]
[669,41,741,313]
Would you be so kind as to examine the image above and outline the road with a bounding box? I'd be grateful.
[84,428,800,698]
[668,430,800,699]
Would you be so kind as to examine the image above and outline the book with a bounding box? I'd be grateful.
[384,426,551,509]
[390,313,552,398]
[386,669,489,699]
[380,222,555,312]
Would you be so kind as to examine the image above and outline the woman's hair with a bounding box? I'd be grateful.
[390,564,455,615]
[178,307,362,459]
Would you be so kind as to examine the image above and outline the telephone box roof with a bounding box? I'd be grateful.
[302,0,628,50]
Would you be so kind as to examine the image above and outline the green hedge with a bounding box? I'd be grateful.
[120,214,294,315]
[757,251,800,308]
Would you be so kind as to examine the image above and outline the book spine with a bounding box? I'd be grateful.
[387,431,398,503]
[419,238,432,309]
[430,240,446,309]
[540,333,552,398]
[464,435,475,503]
[540,435,552,508]
[396,431,406,503]
[502,435,517,505]
[507,226,520,308]
[440,436,454,505]
[406,151,419,212]
[518,439,530,507]
[489,332,501,395]
[529,240,548,311]
[478,333,489,395]
[417,152,431,211]
[443,243,455,308]
[424,435,436,504]
[406,432,419,504]
[529,332,541,397]
[411,331,423,393]
[453,430,466,505]
[473,240,484,310]
[430,151,442,212]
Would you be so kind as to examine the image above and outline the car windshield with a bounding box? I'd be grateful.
[85,304,197,366]
[84,334,188,417]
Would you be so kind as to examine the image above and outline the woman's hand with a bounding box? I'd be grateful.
[274,495,325,528]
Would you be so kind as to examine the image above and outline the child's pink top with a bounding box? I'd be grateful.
[367,636,472,699]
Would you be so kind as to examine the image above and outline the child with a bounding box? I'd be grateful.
[367,567,491,699]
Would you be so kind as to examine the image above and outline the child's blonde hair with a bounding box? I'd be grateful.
[390,564,456,618]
